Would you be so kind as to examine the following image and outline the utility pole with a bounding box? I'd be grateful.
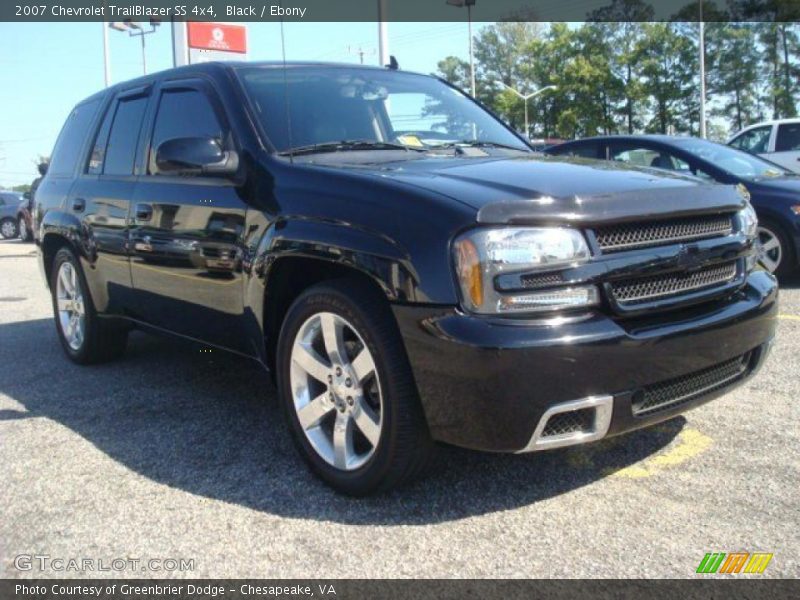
[348,45,376,65]
[699,0,707,139]
[498,83,557,140]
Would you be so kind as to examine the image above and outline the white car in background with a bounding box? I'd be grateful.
[728,118,800,174]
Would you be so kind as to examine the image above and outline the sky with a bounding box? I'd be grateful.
[0,21,485,189]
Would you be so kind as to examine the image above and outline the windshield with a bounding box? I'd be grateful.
[673,138,790,179]
[236,66,529,154]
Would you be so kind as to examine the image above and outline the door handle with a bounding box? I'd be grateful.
[135,203,153,221]
[71,198,85,212]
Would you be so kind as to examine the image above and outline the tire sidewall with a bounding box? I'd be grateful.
[51,247,95,362]
[277,283,403,495]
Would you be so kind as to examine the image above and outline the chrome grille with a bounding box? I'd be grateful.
[595,215,734,253]
[541,408,594,437]
[632,353,751,417]
[611,262,737,306]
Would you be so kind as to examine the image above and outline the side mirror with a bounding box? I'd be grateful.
[155,137,239,177]
[38,163,48,176]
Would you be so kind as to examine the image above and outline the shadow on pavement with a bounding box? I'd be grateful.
[0,317,684,525]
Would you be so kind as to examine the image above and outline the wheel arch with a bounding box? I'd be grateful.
[248,218,421,373]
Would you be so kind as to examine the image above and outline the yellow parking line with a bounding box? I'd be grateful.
[778,314,800,321]
[604,428,713,479]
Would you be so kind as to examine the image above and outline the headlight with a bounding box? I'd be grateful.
[738,202,758,239]
[453,227,598,314]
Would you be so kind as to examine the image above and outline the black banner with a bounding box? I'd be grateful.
[4,0,800,23]
[2,579,799,600]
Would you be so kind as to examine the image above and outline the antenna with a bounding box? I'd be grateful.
[279,12,293,163]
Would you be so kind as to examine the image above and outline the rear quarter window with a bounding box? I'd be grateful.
[775,123,800,152]
[48,99,101,177]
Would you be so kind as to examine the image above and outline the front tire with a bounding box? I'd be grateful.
[277,279,432,496]
[0,218,18,239]
[50,247,128,364]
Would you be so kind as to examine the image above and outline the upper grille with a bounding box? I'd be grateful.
[632,352,751,417]
[541,408,595,437]
[594,214,734,253]
[610,261,737,306]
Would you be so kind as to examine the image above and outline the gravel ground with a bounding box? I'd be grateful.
[1,237,798,579]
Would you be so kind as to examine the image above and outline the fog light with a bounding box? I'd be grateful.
[497,285,600,313]
[791,205,800,216]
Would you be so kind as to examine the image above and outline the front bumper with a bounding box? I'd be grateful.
[393,270,778,453]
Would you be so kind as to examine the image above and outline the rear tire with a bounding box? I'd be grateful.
[50,247,128,365]
[0,217,18,239]
[277,279,432,496]
[18,217,32,242]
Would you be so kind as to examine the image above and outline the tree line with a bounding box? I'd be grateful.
[436,17,799,141]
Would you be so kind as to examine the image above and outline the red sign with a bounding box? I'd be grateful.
[187,23,247,54]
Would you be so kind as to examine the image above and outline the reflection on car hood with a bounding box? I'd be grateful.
[324,154,745,224]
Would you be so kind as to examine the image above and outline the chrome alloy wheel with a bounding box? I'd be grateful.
[758,226,782,273]
[1,220,16,238]
[290,312,382,471]
[56,261,86,350]
[18,218,27,241]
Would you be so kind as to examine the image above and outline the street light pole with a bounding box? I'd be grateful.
[498,83,557,139]
[699,0,707,139]
[378,0,389,67]
[446,0,477,97]
[109,20,160,76]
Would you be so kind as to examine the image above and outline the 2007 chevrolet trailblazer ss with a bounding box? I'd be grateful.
[34,62,777,495]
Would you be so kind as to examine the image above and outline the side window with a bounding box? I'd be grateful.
[103,95,149,176]
[48,99,100,176]
[775,123,800,152]
[87,100,115,174]
[729,126,771,154]
[560,142,599,158]
[149,88,224,174]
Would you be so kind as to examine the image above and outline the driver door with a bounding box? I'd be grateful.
[129,79,249,353]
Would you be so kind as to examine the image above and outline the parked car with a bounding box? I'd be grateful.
[728,118,800,174]
[547,135,800,277]
[35,63,776,495]
[0,190,24,239]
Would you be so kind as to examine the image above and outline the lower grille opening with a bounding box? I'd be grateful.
[611,261,738,306]
[541,407,595,437]
[632,352,752,417]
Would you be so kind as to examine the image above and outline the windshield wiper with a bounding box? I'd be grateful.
[428,140,529,152]
[280,140,422,156]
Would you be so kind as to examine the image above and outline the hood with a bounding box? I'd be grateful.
[746,175,800,195]
[323,153,746,225]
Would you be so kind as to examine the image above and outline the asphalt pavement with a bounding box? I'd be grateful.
[1,238,798,579]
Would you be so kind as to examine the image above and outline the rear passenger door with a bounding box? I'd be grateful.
[68,85,151,315]
[771,122,800,173]
[128,79,248,353]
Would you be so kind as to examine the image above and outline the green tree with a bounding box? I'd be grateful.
[635,23,698,134]
[709,23,762,131]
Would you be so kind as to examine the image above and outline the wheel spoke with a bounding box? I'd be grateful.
[352,397,381,447]
[761,254,779,272]
[296,392,334,430]
[57,297,70,312]
[320,312,347,365]
[292,344,330,383]
[59,266,73,296]
[333,412,354,469]
[761,237,779,252]
[351,348,376,383]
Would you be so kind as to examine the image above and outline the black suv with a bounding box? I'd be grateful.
[35,62,777,495]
